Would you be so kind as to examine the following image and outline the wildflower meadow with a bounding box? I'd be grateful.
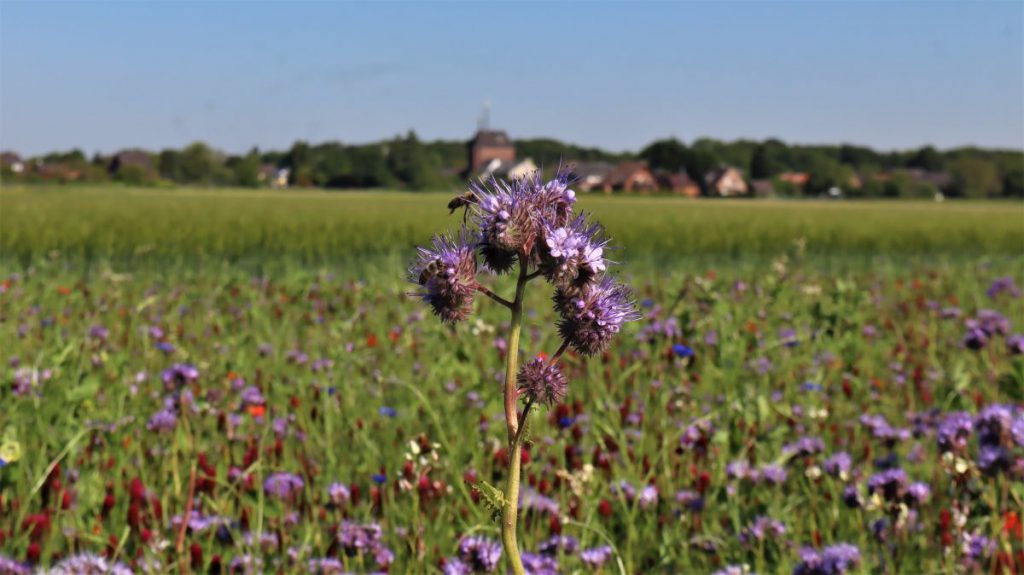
[1,184,1023,574]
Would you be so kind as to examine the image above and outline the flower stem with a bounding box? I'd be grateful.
[501,262,529,575]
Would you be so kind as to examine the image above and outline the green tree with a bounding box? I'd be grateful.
[639,138,688,172]
[950,157,999,198]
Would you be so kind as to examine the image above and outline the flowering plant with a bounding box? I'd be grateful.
[410,168,638,573]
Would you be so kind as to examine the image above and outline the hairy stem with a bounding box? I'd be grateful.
[501,262,529,575]
[476,284,514,309]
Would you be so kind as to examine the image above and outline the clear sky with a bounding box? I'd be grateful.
[1,1,1022,156]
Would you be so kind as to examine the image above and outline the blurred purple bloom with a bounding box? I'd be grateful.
[263,472,304,499]
[458,535,502,573]
[580,545,614,568]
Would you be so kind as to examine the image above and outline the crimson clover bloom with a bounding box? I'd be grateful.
[517,358,568,406]
[409,228,479,324]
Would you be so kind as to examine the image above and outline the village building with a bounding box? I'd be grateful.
[599,161,658,193]
[704,166,749,197]
[108,150,154,176]
[655,170,701,198]
[467,129,515,175]
[1,151,25,174]
[570,161,616,192]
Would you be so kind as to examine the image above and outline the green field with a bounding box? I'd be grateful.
[1,185,1023,574]
[1,186,1021,267]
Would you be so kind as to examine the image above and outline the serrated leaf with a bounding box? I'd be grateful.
[477,480,507,524]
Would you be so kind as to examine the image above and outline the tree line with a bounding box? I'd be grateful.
[3,133,1021,198]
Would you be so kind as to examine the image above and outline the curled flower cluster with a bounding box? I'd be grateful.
[517,358,568,407]
[409,229,479,324]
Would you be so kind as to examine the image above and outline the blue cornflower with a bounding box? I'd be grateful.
[672,343,694,358]
[379,406,398,418]
[371,473,387,485]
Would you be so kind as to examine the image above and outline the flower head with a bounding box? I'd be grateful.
[263,472,304,500]
[457,535,502,573]
[409,228,478,323]
[539,215,608,290]
[517,358,568,406]
[556,277,640,356]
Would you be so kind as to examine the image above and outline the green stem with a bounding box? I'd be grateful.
[501,261,529,575]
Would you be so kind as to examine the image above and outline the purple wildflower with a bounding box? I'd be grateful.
[936,411,973,452]
[161,363,199,390]
[823,452,852,478]
[409,228,479,324]
[757,464,788,485]
[961,532,995,570]
[539,214,608,289]
[841,485,862,509]
[976,404,1015,446]
[307,558,345,574]
[328,482,350,506]
[263,472,304,499]
[458,535,502,573]
[0,556,30,575]
[740,516,786,544]
[676,489,705,512]
[147,397,178,433]
[987,276,1021,298]
[520,552,558,575]
[1008,334,1024,355]
[555,277,640,356]
[240,386,265,406]
[580,546,614,568]
[793,543,861,575]
[867,468,907,501]
[782,436,826,459]
[46,554,133,575]
[539,535,579,556]
[337,521,384,555]
[519,486,559,515]
[517,358,568,406]
[638,484,659,509]
[906,481,931,506]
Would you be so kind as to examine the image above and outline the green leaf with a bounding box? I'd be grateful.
[477,480,507,524]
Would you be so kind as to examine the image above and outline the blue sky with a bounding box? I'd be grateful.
[2,1,1021,156]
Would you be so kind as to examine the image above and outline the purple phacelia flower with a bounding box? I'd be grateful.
[936,411,973,452]
[987,276,1021,299]
[46,554,133,575]
[458,535,502,573]
[867,468,907,501]
[782,436,826,459]
[757,464,788,485]
[1008,334,1024,355]
[517,358,568,406]
[638,485,659,509]
[961,532,995,569]
[963,327,989,350]
[147,398,178,433]
[521,551,559,575]
[676,489,705,512]
[337,520,383,554]
[793,543,861,575]
[328,482,350,506]
[240,386,265,406]
[0,555,30,575]
[161,363,199,390]
[823,452,852,478]
[263,472,304,500]
[580,545,614,568]
[409,228,479,324]
[976,404,1015,446]
[969,309,1011,336]
[519,486,559,515]
[538,535,579,557]
[539,214,607,290]
[977,445,1011,475]
[841,485,862,508]
[740,516,786,544]
[906,481,931,506]
[555,277,640,356]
